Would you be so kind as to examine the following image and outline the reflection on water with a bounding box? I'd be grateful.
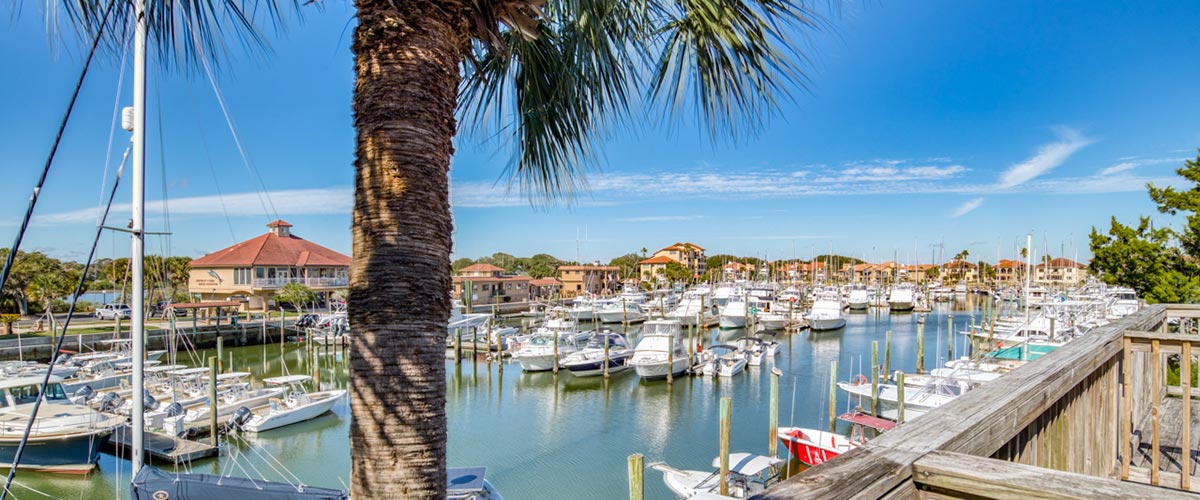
[13,299,989,500]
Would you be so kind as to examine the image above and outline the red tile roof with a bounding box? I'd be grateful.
[452,275,531,283]
[459,263,505,272]
[1036,257,1086,269]
[267,219,293,228]
[559,265,620,271]
[190,228,349,268]
[996,259,1026,268]
[529,278,562,287]
[638,255,676,265]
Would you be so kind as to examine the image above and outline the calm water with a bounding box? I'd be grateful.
[10,299,1004,499]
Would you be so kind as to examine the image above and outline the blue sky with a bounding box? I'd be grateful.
[1,1,1198,266]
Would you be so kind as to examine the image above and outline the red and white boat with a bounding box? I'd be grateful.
[777,411,896,467]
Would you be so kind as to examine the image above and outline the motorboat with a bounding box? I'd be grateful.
[839,374,971,420]
[719,297,749,329]
[755,308,789,330]
[701,346,747,378]
[447,466,503,500]
[240,375,347,433]
[560,332,634,377]
[734,337,778,366]
[847,286,869,310]
[807,291,846,331]
[668,289,718,326]
[651,453,782,499]
[596,301,648,324]
[777,411,895,467]
[628,319,690,380]
[888,285,915,312]
[0,376,124,473]
[511,329,584,372]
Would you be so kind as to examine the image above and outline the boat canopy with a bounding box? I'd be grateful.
[264,375,313,385]
[838,411,897,431]
[145,364,188,373]
[0,375,63,390]
[218,372,253,381]
[446,466,487,495]
[167,367,210,376]
[710,453,782,476]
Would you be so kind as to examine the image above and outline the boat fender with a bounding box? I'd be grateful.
[853,374,869,386]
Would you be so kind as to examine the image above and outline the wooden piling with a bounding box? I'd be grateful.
[897,371,906,424]
[603,332,611,380]
[871,341,879,417]
[947,314,954,363]
[217,336,224,372]
[916,320,926,374]
[208,357,218,445]
[1183,341,1192,491]
[553,330,560,374]
[884,331,892,376]
[627,454,644,500]
[719,396,732,496]
[454,327,462,364]
[667,335,674,385]
[828,360,838,432]
[769,368,781,458]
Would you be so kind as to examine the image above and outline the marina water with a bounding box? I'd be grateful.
[10,299,997,499]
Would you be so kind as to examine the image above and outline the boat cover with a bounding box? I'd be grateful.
[709,453,782,476]
[131,465,348,500]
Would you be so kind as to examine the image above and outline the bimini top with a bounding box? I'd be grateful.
[0,376,64,390]
[710,453,782,476]
[446,466,487,494]
[263,375,312,385]
[838,411,898,431]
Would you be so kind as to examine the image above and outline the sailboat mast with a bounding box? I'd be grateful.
[130,0,148,474]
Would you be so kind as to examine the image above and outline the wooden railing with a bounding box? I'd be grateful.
[756,304,1200,499]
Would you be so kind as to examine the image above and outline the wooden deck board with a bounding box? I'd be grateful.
[106,425,218,465]
[1131,397,1200,478]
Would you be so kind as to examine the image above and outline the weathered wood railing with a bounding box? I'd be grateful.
[757,304,1200,499]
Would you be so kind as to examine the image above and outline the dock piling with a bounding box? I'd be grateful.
[627,454,644,500]
[208,357,218,445]
[871,341,879,417]
[884,331,892,376]
[217,336,224,372]
[828,360,837,432]
[916,319,925,374]
[897,371,906,424]
[719,396,732,496]
[769,368,781,458]
[553,328,559,374]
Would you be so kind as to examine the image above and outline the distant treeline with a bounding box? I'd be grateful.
[0,249,190,315]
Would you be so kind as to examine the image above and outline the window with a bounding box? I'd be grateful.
[256,267,265,279]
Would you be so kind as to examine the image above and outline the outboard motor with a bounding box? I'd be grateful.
[71,385,95,405]
[220,406,253,435]
[163,402,184,417]
[96,392,122,413]
[142,390,159,412]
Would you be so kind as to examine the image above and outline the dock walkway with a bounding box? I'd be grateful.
[106,425,218,465]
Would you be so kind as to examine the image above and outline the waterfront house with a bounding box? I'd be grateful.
[901,264,936,284]
[187,220,350,310]
[452,264,532,305]
[722,262,756,280]
[1035,257,1088,287]
[994,259,1027,285]
[637,255,674,283]
[777,261,825,282]
[940,259,979,283]
[529,277,563,300]
[558,264,620,297]
[637,242,707,279]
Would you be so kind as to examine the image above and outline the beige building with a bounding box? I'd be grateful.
[940,260,979,283]
[451,264,532,305]
[994,259,1027,285]
[638,242,707,279]
[1035,258,1088,287]
[188,220,350,310]
[558,265,620,297]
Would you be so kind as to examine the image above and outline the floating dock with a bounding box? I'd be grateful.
[106,425,219,464]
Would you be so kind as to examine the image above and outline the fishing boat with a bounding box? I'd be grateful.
[0,376,124,473]
[447,466,503,500]
[651,453,782,499]
[807,291,846,331]
[240,375,347,433]
[628,319,690,380]
[888,285,916,312]
[847,286,869,310]
[595,301,648,324]
[511,329,583,372]
[668,289,718,326]
[755,309,789,330]
[699,345,747,377]
[839,374,971,420]
[776,411,895,467]
[560,332,634,377]
[719,297,749,329]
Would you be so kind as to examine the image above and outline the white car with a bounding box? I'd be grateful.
[95,304,132,320]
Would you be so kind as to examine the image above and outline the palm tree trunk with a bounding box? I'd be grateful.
[350,1,462,497]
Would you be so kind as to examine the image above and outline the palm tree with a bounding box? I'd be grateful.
[52,1,823,496]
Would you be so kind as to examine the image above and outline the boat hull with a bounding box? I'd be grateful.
[0,428,114,474]
[515,354,561,372]
[777,428,848,467]
[847,301,869,310]
[596,311,645,324]
[632,358,690,380]
[809,317,846,331]
[718,315,747,329]
[888,301,914,312]
[244,390,346,433]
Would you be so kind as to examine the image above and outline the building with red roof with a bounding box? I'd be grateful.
[1035,257,1088,286]
[638,242,708,282]
[187,220,350,308]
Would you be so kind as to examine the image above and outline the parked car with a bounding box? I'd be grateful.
[150,301,188,318]
[95,304,132,320]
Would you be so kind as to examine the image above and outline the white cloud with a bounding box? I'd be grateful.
[998,128,1093,188]
[950,197,984,218]
[29,187,352,226]
[1097,162,1137,176]
[1095,157,1186,177]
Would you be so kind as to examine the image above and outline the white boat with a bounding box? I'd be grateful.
[734,337,776,366]
[560,332,634,377]
[888,285,915,311]
[755,309,788,330]
[596,301,648,324]
[719,298,749,329]
[240,375,346,433]
[847,287,869,310]
[629,319,690,380]
[0,376,125,473]
[839,374,970,420]
[668,289,718,326]
[447,466,503,500]
[651,453,782,499]
[699,345,747,377]
[807,291,846,331]
[511,329,583,372]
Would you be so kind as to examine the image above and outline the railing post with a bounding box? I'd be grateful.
[719,397,732,496]
[897,371,906,424]
[1183,340,1192,491]
[1151,339,1161,486]
[1122,337,1132,480]
[769,368,781,458]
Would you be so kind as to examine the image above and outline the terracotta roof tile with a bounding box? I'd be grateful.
[460,263,505,272]
[638,255,676,265]
[190,231,349,268]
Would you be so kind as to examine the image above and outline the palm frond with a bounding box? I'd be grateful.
[48,0,306,72]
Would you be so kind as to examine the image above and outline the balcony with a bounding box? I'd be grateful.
[253,277,348,289]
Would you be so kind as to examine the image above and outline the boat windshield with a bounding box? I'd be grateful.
[586,336,624,349]
[9,383,68,405]
[528,335,553,346]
